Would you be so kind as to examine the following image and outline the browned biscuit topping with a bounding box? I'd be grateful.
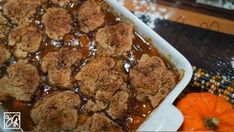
[42,47,82,88]
[8,24,42,58]
[75,57,129,119]
[42,8,73,40]
[130,54,176,107]
[31,91,81,132]
[0,45,11,65]
[3,0,42,24]
[0,60,40,101]
[0,14,10,39]
[96,22,133,57]
[77,0,105,33]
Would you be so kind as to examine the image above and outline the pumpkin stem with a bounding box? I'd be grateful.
[204,117,219,130]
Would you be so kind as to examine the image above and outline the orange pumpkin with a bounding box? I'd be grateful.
[177,92,234,131]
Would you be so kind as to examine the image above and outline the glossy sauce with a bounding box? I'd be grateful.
[0,1,179,131]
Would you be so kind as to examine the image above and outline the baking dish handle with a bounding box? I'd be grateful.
[137,104,184,131]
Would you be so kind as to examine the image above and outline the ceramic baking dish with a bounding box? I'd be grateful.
[0,0,192,131]
[104,0,193,131]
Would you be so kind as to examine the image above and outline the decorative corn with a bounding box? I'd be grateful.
[191,66,234,103]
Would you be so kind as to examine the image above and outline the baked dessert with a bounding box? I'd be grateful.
[75,57,129,119]
[130,54,176,107]
[77,0,105,33]
[76,113,123,132]
[0,60,40,101]
[0,14,10,39]
[52,0,77,7]
[42,7,73,40]
[0,0,178,131]
[8,24,42,58]
[0,45,11,65]
[96,22,133,57]
[3,0,43,24]
[31,91,81,131]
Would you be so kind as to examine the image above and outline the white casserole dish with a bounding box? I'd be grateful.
[0,0,192,131]
[104,0,193,131]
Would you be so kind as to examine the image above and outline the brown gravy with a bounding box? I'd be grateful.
[0,1,179,131]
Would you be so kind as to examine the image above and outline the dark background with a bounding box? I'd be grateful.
[153,19,234,80]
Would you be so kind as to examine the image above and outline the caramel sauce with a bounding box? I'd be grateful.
[0,1,179,131]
